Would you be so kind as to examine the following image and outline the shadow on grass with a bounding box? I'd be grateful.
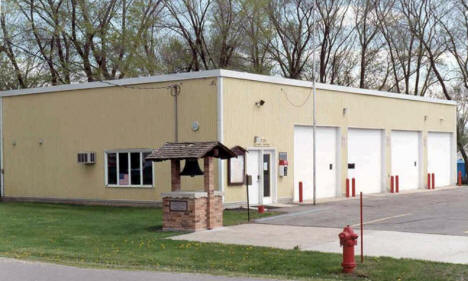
[145,225,163,232]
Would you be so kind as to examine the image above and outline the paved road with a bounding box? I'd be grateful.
[0,258,286,281]
[258,187,468,236]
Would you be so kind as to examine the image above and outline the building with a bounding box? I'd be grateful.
[0,70,457,206]
[457,144,468,182]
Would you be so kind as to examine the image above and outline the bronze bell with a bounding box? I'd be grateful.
[180,158,204,177]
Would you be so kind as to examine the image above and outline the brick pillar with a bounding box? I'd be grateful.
[171,159,181,191]
[204,157,214,229]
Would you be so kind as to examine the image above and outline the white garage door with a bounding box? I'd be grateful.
[294,126,338,201]
[391,131,420,191]
[428,132,452,187]
[348,128,383,194]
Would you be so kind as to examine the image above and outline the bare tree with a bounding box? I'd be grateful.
[267,0,314,79]
[0,0,466,99]
[315,0,354,84]
[16,0,74,85]
[122,0,165,76]
[237,0,273,74]
[209,0,244,68]
[375,0,436,95]
[163,0,213,71]
[436,0,468,89]
[0,9,26,88]
[401,0,452,100]
[354,0,382,89]
[437,0,468,175]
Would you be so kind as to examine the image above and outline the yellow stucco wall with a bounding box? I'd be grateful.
[3,78,219,202]
[221,77,456,204]
[1,72,457,205]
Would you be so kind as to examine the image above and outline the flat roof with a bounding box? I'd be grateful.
[0,69,456,105]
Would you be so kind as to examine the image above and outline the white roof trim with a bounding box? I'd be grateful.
[0,69,222,97]
[218,69,456,105]
[0,69,456,105]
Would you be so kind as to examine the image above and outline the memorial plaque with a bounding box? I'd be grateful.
[170,200,188,212]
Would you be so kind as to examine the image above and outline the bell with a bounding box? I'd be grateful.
[180,158,204,177]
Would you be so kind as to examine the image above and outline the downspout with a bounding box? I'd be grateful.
[0,96,3,198]
[217,74,224,202]
[172,85,180,142]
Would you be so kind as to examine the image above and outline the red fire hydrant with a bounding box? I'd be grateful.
[338,225,359,273]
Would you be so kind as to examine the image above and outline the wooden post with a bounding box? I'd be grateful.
[171,159,181,191]
[204,157,214,229]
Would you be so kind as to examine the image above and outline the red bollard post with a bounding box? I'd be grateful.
[427,173,431,189]
[390,176,394,193]
[360,192,364,264]
[352,178,356,197]
[432,173,435,189]
[258,205,265,213]
[458,171,462,186]
[395,175,399,193]
[346,179,350,198]
[299,181,303,203]
[339,225,359,273]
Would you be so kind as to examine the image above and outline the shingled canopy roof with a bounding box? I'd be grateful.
[146,141,236,162]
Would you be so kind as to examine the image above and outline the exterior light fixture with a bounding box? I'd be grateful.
[424,115,428,121]
[343,107,348,116]
[255,99,265,107]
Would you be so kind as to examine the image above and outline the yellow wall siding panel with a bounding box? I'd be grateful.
[3,78,218,201]
[221,77,456,204]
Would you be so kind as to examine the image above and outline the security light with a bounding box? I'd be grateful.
[255,99,265,107]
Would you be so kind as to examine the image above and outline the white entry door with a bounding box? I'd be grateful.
[246,149,276,205]
[428,132,452,187]
[246,150,260,205]
[294,126,338,201]
[348,128,383,194]
[391,130,420,190]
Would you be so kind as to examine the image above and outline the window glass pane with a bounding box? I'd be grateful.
[119,153,129,185]
[107,153,117,185]
[142,152,153,185]
[130,152,141,185]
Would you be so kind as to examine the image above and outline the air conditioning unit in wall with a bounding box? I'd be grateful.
[77,152,96,165]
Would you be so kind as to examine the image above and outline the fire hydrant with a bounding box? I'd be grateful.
[338,225,359,273]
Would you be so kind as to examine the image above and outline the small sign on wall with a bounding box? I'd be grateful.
[170,200,188,212]
[279,152,287,161]
[254,136,269,147]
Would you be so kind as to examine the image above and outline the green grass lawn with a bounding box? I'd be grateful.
[223,207,278,226]
[0,202,466,281]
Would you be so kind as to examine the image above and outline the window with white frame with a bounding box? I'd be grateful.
[106,151,153,187]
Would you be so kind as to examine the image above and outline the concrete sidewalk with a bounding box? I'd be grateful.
[171,224,468,265]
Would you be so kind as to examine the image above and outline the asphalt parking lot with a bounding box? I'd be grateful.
[257,187,468,236]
